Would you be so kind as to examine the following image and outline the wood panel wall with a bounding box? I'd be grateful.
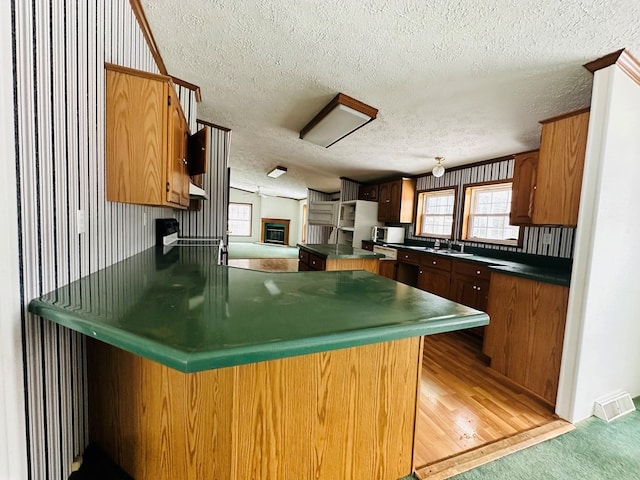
[10,1,227,478]
[87,337,422,480]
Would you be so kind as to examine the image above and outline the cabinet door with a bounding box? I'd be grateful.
[377,182,391,221]
[452,276,489,311]
[387,181,402,222]
[106,68,165,205]
[166,87,189,206]
[358,184,378,202]
[378,260,397,280]
[483,273,569,405]
[533,110,589,226]
[510,151,538,225]
[417,267,451,298]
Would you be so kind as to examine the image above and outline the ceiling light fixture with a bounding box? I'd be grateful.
[299,93,378,148]
[432,157,445,177]
[267,166,287,178]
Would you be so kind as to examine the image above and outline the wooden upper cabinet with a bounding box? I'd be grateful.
[510,150,539,225]
[106,63,190,209]
[358,184,379,201]
[533,109,590,226]
[377,178,416,223]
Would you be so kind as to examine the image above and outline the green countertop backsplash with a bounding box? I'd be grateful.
[28,246,488,373]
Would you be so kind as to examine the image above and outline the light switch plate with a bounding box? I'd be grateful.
[542,233,552,245]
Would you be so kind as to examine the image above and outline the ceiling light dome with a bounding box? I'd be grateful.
[432,157,445,177]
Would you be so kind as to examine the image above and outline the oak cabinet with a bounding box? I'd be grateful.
[298,246,379,274]
[358,184,379,201]
[106,63,190,209]
[510,150,539,225]
[377,178,416,223]
[450,261,490,312]
[417,254,452,299]
[483,272,569,405]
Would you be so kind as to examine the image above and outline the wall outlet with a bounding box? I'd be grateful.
[542,233,552,245]
[76,209,85,235]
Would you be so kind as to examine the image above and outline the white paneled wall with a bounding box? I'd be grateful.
[9,1,227,478]
[409,158,575,258]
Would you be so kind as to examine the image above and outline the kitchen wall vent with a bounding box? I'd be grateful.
[593,391,635,422]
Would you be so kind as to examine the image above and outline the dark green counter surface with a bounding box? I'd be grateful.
[298,243,385,259]
[379,243,571,287]
[28,246,488,373]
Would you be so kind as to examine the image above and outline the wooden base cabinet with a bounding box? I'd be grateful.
[483,273,569,405]
[87,337,422,480]
[298,247,379,274]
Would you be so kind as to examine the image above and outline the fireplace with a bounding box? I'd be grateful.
[261,218,290,245]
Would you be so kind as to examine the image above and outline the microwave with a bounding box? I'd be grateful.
[372,226,405,243]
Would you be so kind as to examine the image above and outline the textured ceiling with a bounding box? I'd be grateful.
[140,0,640,200]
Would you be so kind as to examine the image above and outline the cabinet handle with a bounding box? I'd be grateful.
[405,255,409,258]
[182,158,187,165]
[472,285,476,290]
[477,286,481,291]
[312,261,316,265]
[432,261,437,265]
[419,270,423,274]
[386,200,391,203]
[476,270,481,275]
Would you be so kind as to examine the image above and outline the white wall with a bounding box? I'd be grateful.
[557,64,640,422]
[0,1,28,477]
[229,188,302,245]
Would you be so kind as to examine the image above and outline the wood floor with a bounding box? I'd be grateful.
[227,258,299,272]
[414,331,561,470]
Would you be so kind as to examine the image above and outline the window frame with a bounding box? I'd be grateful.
[414,186,458,240]
[460,180,523,247]
[228,202,253,237]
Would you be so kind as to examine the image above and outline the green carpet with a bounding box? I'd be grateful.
[445,397,640,480]
[227,242,299,259]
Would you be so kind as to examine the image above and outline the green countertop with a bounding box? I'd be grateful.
[298,243,384,259]
[28,246,488,373]
[379,243,571,287]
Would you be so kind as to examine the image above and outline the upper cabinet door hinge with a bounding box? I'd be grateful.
[168,95,171,106]
[166,182,170,192]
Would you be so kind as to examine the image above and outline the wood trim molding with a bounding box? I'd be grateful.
[105,62,170,82]
[584,48,640,86]
[539,107,590,125]
[171,76,202,102]
[196,118,232,132]
[129,0,168,75]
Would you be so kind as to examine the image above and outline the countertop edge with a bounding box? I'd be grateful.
[29,299,488,373]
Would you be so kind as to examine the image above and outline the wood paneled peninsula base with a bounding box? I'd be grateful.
[88,337,422,480]
[28,246,488,480]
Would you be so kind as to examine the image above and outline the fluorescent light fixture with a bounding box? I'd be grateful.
[300,93,378,148]
[267,166,287,178]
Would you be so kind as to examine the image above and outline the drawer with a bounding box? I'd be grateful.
[421,254,452,272]
[308,252,326,271]
[361,241,374,251]
[397,249,423,265]
[452,260,490,280]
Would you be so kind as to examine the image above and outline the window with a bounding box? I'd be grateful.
[462,182,520,245]
[415,188,456,238]
[228,203,252,236]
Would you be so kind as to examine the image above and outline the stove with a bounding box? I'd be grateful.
[156,218,227,265]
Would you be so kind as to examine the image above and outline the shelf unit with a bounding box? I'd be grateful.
[336,200,381,247]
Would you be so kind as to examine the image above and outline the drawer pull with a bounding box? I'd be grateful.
[476,270,481,275]
[476,286,481,291]
[432,261,437,265]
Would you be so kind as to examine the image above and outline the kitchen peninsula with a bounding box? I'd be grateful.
[29,246,488,480]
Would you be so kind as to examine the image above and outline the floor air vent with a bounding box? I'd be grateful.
[594,392,635,422]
